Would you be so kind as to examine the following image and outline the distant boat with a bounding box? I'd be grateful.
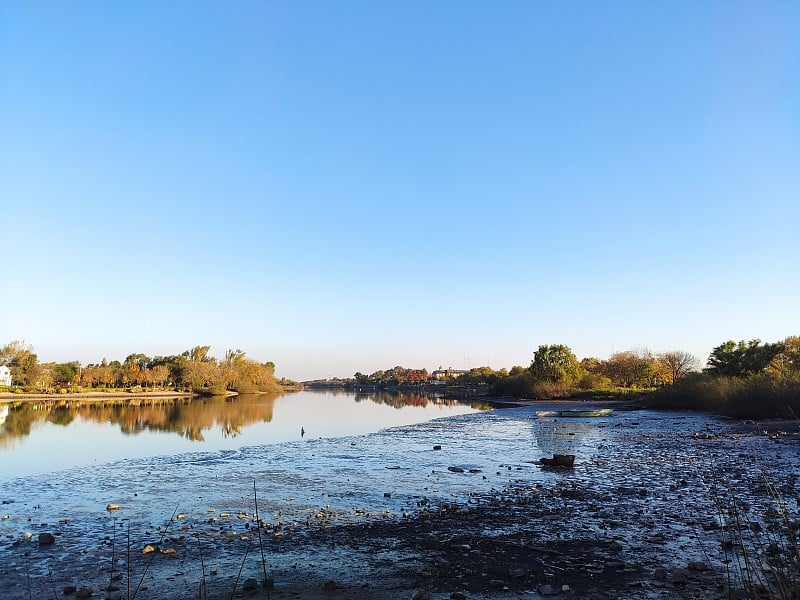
[536,408,613,418]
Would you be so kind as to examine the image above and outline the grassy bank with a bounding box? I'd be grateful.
[642,373,800,419]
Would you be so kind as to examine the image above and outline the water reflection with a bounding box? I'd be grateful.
[0,391,486,448]
[0,395,278,446]
[355,390,492,411]
[531,416,607,458]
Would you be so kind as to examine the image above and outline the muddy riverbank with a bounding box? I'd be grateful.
[1,404,798,599]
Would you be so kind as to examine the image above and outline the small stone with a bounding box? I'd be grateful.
[63,585,77,595]
[653,568,668,580]
[263,578,275,589]
[142,545,157,555]
[489,579,505,588]
[323,580,341,590]
[447,466,465,473]
[433,445,442,450]
[242,578,258,591]
[561,584,571,592]
[608,540,623,551]
[384,493,391,497]
[411,590,425,600]
[38,532,55,545]
[509,568,525,578]
[538,584,554,596]
[687,561,709,571]
[106,504,121,511]
[75,588,92,598]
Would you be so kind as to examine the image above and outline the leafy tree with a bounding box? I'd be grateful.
[705,339,785,377]
[766,335,800,377]
[603,349,658,388]
[0,340,39,386]
[528,344,583,385]
[53,361,81,386]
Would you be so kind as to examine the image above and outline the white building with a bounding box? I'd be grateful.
[0,365,11,387]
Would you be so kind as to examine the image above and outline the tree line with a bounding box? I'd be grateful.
[0,341,295,395]
[341,336,799,417]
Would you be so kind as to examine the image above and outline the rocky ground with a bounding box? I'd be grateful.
[2,409,798,600]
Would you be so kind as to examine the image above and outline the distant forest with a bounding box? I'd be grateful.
[0,342,296,395]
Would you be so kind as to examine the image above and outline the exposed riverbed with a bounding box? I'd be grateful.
[1,401,798,599]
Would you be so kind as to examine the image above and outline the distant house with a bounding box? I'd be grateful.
[430,367,468,381]
[0,365,11,387]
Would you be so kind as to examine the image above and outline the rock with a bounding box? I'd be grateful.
[142,544,157,555]
[38,532,55,545]
[63,585,77,595]
[489,579,505,589]
[608,540,623,551]
[106,504,121,511]
[670,569,689,584]
[538,584,555,596]
[242,578,258,591]
[653,568,668,580]
[411,590,425,600]
[384,492,391,497]
[447,466,465,473]
[323,580,341,590]
[540,454,575,468]
[561,584,571,592]
[433,445,442,450]
[75,588,92,598]
[263,578,275,589]
[508,567,525,578]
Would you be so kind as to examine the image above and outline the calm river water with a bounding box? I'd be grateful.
[0,390,487,479]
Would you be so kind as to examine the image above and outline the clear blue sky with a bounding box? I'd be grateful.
[1,1,798,381]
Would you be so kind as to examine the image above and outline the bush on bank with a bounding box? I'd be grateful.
[644,373,800,419]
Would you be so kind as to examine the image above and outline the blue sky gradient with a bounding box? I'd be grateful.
[1,1,798,380]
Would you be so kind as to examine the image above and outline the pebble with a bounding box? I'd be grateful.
[538,583,555,596]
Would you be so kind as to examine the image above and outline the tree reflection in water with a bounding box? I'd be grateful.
[0,394,279,445]
[0,391,488,450]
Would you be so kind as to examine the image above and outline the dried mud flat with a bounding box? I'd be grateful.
[2,407,799,600]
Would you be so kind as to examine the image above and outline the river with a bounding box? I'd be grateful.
[0,390,488,479]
